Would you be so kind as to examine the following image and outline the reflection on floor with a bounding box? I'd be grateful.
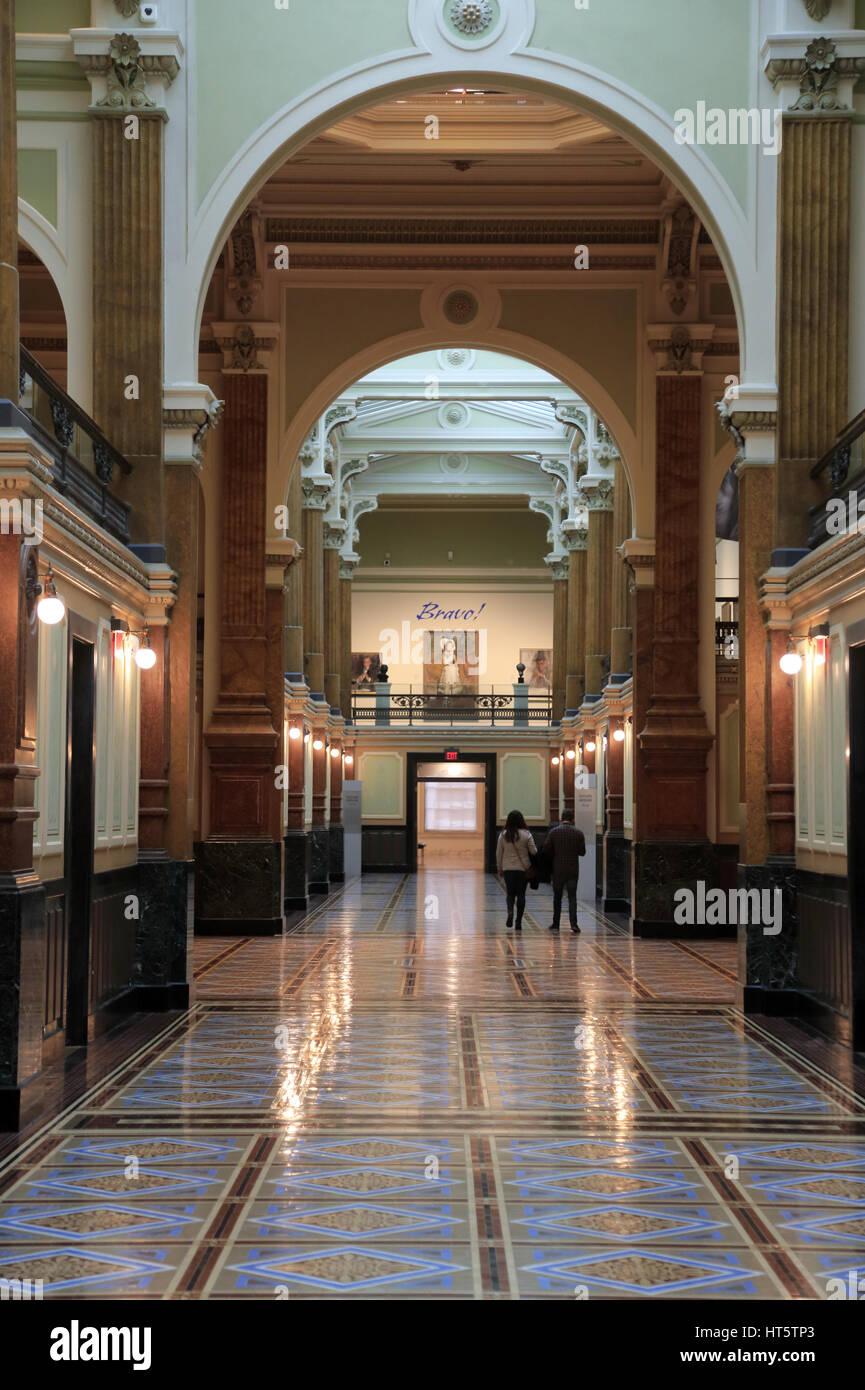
[1,870,864,1300]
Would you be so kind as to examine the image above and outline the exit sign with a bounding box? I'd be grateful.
[445,749,459,762]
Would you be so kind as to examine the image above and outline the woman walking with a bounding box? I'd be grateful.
[496,809,537,931]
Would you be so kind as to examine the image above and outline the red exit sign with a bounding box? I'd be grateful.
[445,749,459,762]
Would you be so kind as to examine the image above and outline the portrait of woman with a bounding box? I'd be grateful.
[521,649,553,690]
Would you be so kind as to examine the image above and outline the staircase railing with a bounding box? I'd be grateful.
[808,407,865,550]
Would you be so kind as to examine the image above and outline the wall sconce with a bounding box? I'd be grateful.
[613,727,626,743]
[551,755,560,766]
[36,565,65,625]
[585,739,596,753]
[313,737,324,751]
[132,626,157,670]
[779,638,803,675]
[565,748,576,761]
[303,731,310,744]
[289,725,301,741]
[344,753,354,767]
[602,734,608,751]
[809,623,830,667]
[329,746,340,759]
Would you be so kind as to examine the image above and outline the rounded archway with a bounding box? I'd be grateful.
[174,57,756,389]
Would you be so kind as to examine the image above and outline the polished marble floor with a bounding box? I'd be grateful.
[1,871,864,1300]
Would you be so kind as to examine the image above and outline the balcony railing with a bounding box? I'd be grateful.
[808,407,865,550]
[9,346,132,544]
[352,686,553,727]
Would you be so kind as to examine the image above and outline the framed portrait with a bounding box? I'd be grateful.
[521,648,553,690]
[422,630,480,698]
[351,652,380,690]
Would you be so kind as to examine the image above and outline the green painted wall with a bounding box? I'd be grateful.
[16,60,88,91]
[358,509,548,569]
[195,0,412,205]
[284,288,421,421]
[531,0,753,208]
[195,0,753,213]
[360,752,403,820]
[499,288,637,428]
[500,753,545,822]
[858,0,865,30]
[17,148,57,227]
[15,0,89,32]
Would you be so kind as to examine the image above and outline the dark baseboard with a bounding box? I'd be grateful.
[603,896,630,913]
[308,882,330,896]
[132,982,191,1011]
[0,1072,45,1132]
[329,872,345,884]
[195,916,284,936]
[284,895,309,912]
[742,984,801,1015]
[87,985,139,1040]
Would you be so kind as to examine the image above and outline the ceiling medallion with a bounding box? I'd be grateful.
[441,453,468,474]
[443,289,479,325]
[442,347,473,369]
[449,0,494,35]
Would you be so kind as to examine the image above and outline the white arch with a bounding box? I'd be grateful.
[169,46,770,391]
[17,200,92,410]
[270,327,646,534]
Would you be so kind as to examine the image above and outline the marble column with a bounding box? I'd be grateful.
[603,716,628,911]
[546,556,568,722]
[85,39,187,989]
[0,533,45,1127]
[329,733,344,883]
[0,0,18,400]
[563,524,588,714]
[562,738,576,814]
[323,525,342,712]
[583,480,614,700]
[549,751,560,824]
[776,112,850,550]
[632,329,716,934]
[283,689,309,911]
[308,729,330,894]
[340,556,357,722]
[610,460,633,680]
[302,483,328,697]
[283,464,304,678]
[622,539,655,872]
[200,332,282,933]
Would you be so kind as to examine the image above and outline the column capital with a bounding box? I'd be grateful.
[324,519,346,548]
[716,400,779,473]
[545,555,569,582]
[73,28,181,116]
[581,478,615,512]
[561,520,588,551]
[764,33,865,113]
[162,387,224,470]
[213,322,279,374]
[646,323,715,374]
[302,476,333,510]
[339,555,360,581]
[265,537,302,571]
[620,537,655,588]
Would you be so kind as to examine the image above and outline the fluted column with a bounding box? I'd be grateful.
[563,524,588,713]
[546,556,568,721]
[0,0,17,400]
[610,460,633,679]
[284,463,304,677]
[776,111,850,549]
[302,482,328,697]
[323,524,342,711]
[583,480,614,699]
[340,556,358,721]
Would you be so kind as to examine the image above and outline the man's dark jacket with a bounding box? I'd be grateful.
[542,822,586,882]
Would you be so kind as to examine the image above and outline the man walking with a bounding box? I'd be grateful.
[541,810,586,934]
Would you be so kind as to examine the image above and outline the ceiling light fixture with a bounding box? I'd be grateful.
[36,565,65,625]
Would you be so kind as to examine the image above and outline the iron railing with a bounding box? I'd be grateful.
[808,407,865,550]
[352,686,553,726]
[12,345,132,544]
[715,619,739,660]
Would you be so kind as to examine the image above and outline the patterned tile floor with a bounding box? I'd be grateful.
[1,870,864,1300]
